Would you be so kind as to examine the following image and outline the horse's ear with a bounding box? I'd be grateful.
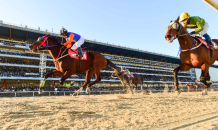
[45,34,50,37]
[176,16,180,22]
[170,20,172,23]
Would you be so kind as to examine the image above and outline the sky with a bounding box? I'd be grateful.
[1,0,218,80]
[0,0,217,58]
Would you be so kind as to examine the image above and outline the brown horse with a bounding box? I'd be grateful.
[165,16,218,95]
[186,83,196,92]
[195,83,204,92]
[29,34,120,95]
[111,71,144,94]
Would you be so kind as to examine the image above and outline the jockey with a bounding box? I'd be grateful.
[121,66,131,77]
[179,12,215,50]
[60,28,84,57]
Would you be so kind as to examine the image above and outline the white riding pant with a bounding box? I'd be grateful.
[191,22,209,37]
[70,37,84,50]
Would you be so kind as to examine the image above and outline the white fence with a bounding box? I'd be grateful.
[0,88,218,98]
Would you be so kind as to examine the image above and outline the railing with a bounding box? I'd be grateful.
[0,88,217,98]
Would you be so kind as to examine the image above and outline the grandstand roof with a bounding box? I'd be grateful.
[0,22,218,68]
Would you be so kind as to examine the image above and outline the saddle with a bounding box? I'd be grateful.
[68,49,87,60]
[124,74,134,78]
[193,36,218,50]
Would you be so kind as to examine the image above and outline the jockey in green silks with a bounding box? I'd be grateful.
[179,12,215,50]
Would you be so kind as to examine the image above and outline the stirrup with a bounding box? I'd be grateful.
[76,54,83,57]
[209,45,215,50]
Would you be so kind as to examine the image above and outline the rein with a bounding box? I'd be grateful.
[169,22,202,53]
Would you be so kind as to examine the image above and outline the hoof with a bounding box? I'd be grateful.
[71,81,76,85]
[175,90,180,95]
[72,93,78,96]
[200,76,205,81]
[86,87,90,94]
[202,89,208,95]
[206,80,213,84]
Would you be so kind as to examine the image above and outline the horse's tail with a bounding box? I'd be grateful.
[106,59,120,75]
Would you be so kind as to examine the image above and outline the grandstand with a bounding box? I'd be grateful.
[0,20,217,92]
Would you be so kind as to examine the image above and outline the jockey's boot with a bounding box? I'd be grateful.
[76,47,83,57]
[203,33,215,50]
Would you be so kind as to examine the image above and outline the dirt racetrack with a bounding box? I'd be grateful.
[1,91,218,130]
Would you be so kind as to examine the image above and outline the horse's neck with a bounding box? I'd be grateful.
[48,46,62,60]
[178,35,194,50]
[116,71,124,79]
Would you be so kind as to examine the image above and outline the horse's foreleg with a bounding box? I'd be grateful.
[59,71,74,88]
[173,66,181,93]
[39,71,64,94]
[174,64,191,95]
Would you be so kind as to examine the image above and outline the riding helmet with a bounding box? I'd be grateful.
[179,12,190,22]
[60,28,68,36]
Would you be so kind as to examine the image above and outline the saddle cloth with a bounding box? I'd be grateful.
[195,37,218,50]
[125,74,134,78]
[68,49,87,60]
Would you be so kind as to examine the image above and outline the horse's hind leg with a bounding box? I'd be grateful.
[87,69,101,93]
[200,64,210,95]
[74,69,95,95]
[86,57,107,93]
[133,83,137,94]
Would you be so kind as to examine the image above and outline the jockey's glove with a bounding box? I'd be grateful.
[190,31,197,35]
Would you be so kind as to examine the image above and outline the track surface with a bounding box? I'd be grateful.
[1,91,218,130]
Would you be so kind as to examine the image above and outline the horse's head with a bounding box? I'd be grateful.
[29,34,61,52]
[165,16,183,43]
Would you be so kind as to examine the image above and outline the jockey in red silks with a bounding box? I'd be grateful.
[60,28,84,57]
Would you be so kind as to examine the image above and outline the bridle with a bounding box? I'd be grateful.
[30,36,58,52]
[166,21,201,53]
[166,21,190,40]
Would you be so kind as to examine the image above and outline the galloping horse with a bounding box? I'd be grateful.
[165,17,218,95]
[111,71,144,94]
[195,83,204,92]
[29,34,120,95]
[186,83,196,92]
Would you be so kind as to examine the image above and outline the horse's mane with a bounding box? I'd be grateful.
[49,36,63,47]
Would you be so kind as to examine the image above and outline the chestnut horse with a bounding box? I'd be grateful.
[29,34,120,95]
[111,71,144,94]
[165,17,218,95]
[195,83,204,92]
[186,83,196,92]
